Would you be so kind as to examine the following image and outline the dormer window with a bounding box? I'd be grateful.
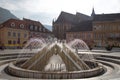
[39,27,41,31]
[35,26,38,31]
[30,25,33,30]
[11,22,15,27]
[20,24,24,28]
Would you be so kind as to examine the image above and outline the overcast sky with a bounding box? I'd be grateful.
[0,0,120,25]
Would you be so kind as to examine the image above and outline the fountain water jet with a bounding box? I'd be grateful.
[67,39,94,60]
[16,38,47,62]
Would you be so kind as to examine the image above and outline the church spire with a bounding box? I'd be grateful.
[91,8,95,17]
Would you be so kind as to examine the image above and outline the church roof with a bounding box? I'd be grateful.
[55,11,77,24]
[93,13,120,21]
[67,20,92,32]
[54,11,91,24]
[76,12,92,22]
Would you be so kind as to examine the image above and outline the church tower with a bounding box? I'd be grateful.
[91,8,95,18]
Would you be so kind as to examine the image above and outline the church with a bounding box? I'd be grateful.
[52,9,120,47]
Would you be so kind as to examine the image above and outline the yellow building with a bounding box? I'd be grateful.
[0,19,29,49]
[0,18,52,49]
[93,14,120,47]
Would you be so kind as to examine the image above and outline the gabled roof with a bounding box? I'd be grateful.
[67,20,92,32]
[0,18,27,29]
[93,13,120,21]
[55,11,77,24]
[23,18,40,23]
[54,11,91,24]
[0,18,51,33]
[76,12,92,22]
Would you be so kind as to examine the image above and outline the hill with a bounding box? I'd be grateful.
[44,25,52,31]
[0,7,18,24]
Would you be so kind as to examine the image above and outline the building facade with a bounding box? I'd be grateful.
[53,11,91,40]
[53,10,120,47]
[0,19,29,48]
[0,18,52,49]
[93,14,120,47]
[66,21,94,47]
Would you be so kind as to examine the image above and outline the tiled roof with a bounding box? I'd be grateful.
[76,12,92,22]
[55,11,76,24]
[23,18,51,33]
[0,18,27,29]
[54,11,91,24]
[93,13,120,21]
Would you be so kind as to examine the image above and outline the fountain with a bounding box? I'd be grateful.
[6,38,104,79]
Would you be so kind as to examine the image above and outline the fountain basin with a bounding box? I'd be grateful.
[6,60,104,79]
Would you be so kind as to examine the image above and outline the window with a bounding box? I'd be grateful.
[24,34,27,38]
[87,34,91,39]
[8,32,11,36]
[18,33,20,37]
[17,38,20,44]
[20,24,24,28]
[11,22,15,27]
[8,40,12,44]
[13,32,16,37]
[35,26,38,31]
[39,27,41,31]
[13,41,16,44]
[30,25,33,30]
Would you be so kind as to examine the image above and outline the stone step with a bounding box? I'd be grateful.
[96,60,120,79]
[96,57,120,65]
[100,55,120,60]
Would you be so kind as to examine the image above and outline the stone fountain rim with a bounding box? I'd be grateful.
[7,60,104,73]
